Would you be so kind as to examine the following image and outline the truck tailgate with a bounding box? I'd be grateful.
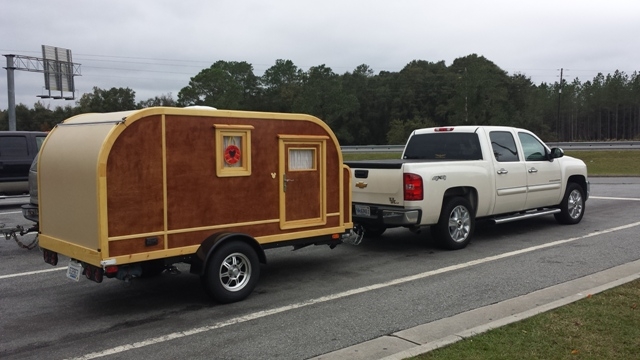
[345,160,405,206]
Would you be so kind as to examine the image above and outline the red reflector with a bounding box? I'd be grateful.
[403,173,423,201]
[434,127,454,132]
[332,233,339,239]
[105,265,119,274]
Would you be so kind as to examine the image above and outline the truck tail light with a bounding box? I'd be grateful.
[404,173,423,201]
[434,127,454,132]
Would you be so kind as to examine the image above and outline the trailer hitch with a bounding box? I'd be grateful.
[341,224,365,246]
[1,224,39,250]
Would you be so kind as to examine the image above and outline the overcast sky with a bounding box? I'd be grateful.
[1,0,639,111]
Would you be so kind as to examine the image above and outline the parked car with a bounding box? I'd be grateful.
[0,131,48,196]
[21,154,40,223]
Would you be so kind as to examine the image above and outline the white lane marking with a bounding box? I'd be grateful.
[0,267,66,279]
[0,211,23,215]
[68,221,640,360]
[590,196,640,201]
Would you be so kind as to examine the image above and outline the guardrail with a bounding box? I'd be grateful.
[341,141,640,153]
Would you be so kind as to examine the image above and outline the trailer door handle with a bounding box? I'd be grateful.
[283,173,294,192]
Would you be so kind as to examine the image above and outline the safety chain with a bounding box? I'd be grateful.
[1,224,39,250]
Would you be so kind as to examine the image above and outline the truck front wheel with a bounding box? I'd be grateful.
[201,241,260,303]
[554,182,585,225]
[432,197,475,250]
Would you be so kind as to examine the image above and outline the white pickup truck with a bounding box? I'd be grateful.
[345,126,589,250]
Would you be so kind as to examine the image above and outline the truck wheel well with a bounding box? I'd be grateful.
[443,187,478,214]
[567,175,587,196]
[191,232,266,275]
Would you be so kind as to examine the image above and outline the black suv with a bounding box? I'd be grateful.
[0,131,48,196]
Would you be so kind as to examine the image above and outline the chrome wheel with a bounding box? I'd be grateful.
[448,205,471,243]
[202,240,260,303]
[219,252,251,292]
[433,197,475,250]
[567,189,583,220]
[555,183,586,225]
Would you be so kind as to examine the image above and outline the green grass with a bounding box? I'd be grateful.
[413,279,640,360]
[566,150,640,176]
[343,150,640,177]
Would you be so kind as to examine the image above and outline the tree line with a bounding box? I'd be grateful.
[2,54,639,145]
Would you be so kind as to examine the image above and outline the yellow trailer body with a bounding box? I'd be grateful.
[38,107,353,303]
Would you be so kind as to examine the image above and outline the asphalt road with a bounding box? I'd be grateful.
[1,177,639,360]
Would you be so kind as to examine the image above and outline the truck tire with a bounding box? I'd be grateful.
[201,241,260,303]
[554,182,585,225]
[432,197,475,250]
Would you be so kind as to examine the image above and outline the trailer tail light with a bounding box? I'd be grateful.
[104,265,119,278]
[43,249,58,266]
[404,173,423,201]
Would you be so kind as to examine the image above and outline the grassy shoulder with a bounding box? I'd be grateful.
[413,279,640,360]
[343,150,640,177]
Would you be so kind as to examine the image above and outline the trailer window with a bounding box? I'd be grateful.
[213,124,254,177]
[289,148,316,170]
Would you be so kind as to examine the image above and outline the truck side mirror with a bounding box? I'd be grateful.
[549,147,564,160]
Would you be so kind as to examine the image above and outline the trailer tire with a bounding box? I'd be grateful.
[201,241,260,303]
[432,197,474,250]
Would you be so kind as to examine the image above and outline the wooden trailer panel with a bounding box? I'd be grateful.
[103,109,348,259]
[40,107,351,266]
[106,115,164,237]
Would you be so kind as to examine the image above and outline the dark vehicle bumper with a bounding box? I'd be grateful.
[352,203,421,226]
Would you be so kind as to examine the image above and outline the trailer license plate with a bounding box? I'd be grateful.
[355,205,370,217]
[66,260,82,282]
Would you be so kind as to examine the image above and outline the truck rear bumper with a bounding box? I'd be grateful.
[352,203,421,226]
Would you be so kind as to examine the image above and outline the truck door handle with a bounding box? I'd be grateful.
[497,168,508,175]
[528,167,538,173]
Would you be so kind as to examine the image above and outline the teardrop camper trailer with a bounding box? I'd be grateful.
[38,107,354,303]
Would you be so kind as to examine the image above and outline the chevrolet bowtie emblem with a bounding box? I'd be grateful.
[355,181,368,189]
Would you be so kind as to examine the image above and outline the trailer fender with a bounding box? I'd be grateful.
[190,232,266,275]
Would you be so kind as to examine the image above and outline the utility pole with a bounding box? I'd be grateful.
[5,55,16,131]
[464,67,468,123]
[556,68,563,143]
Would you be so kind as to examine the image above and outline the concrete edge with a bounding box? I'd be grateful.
[379,270,640,360]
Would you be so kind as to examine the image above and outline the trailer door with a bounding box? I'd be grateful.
[279,137,327,229]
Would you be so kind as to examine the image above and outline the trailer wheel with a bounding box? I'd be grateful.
[201,241,260,303]
[432,197,475,250]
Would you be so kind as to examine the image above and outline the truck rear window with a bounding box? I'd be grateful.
[403,133,482,160]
